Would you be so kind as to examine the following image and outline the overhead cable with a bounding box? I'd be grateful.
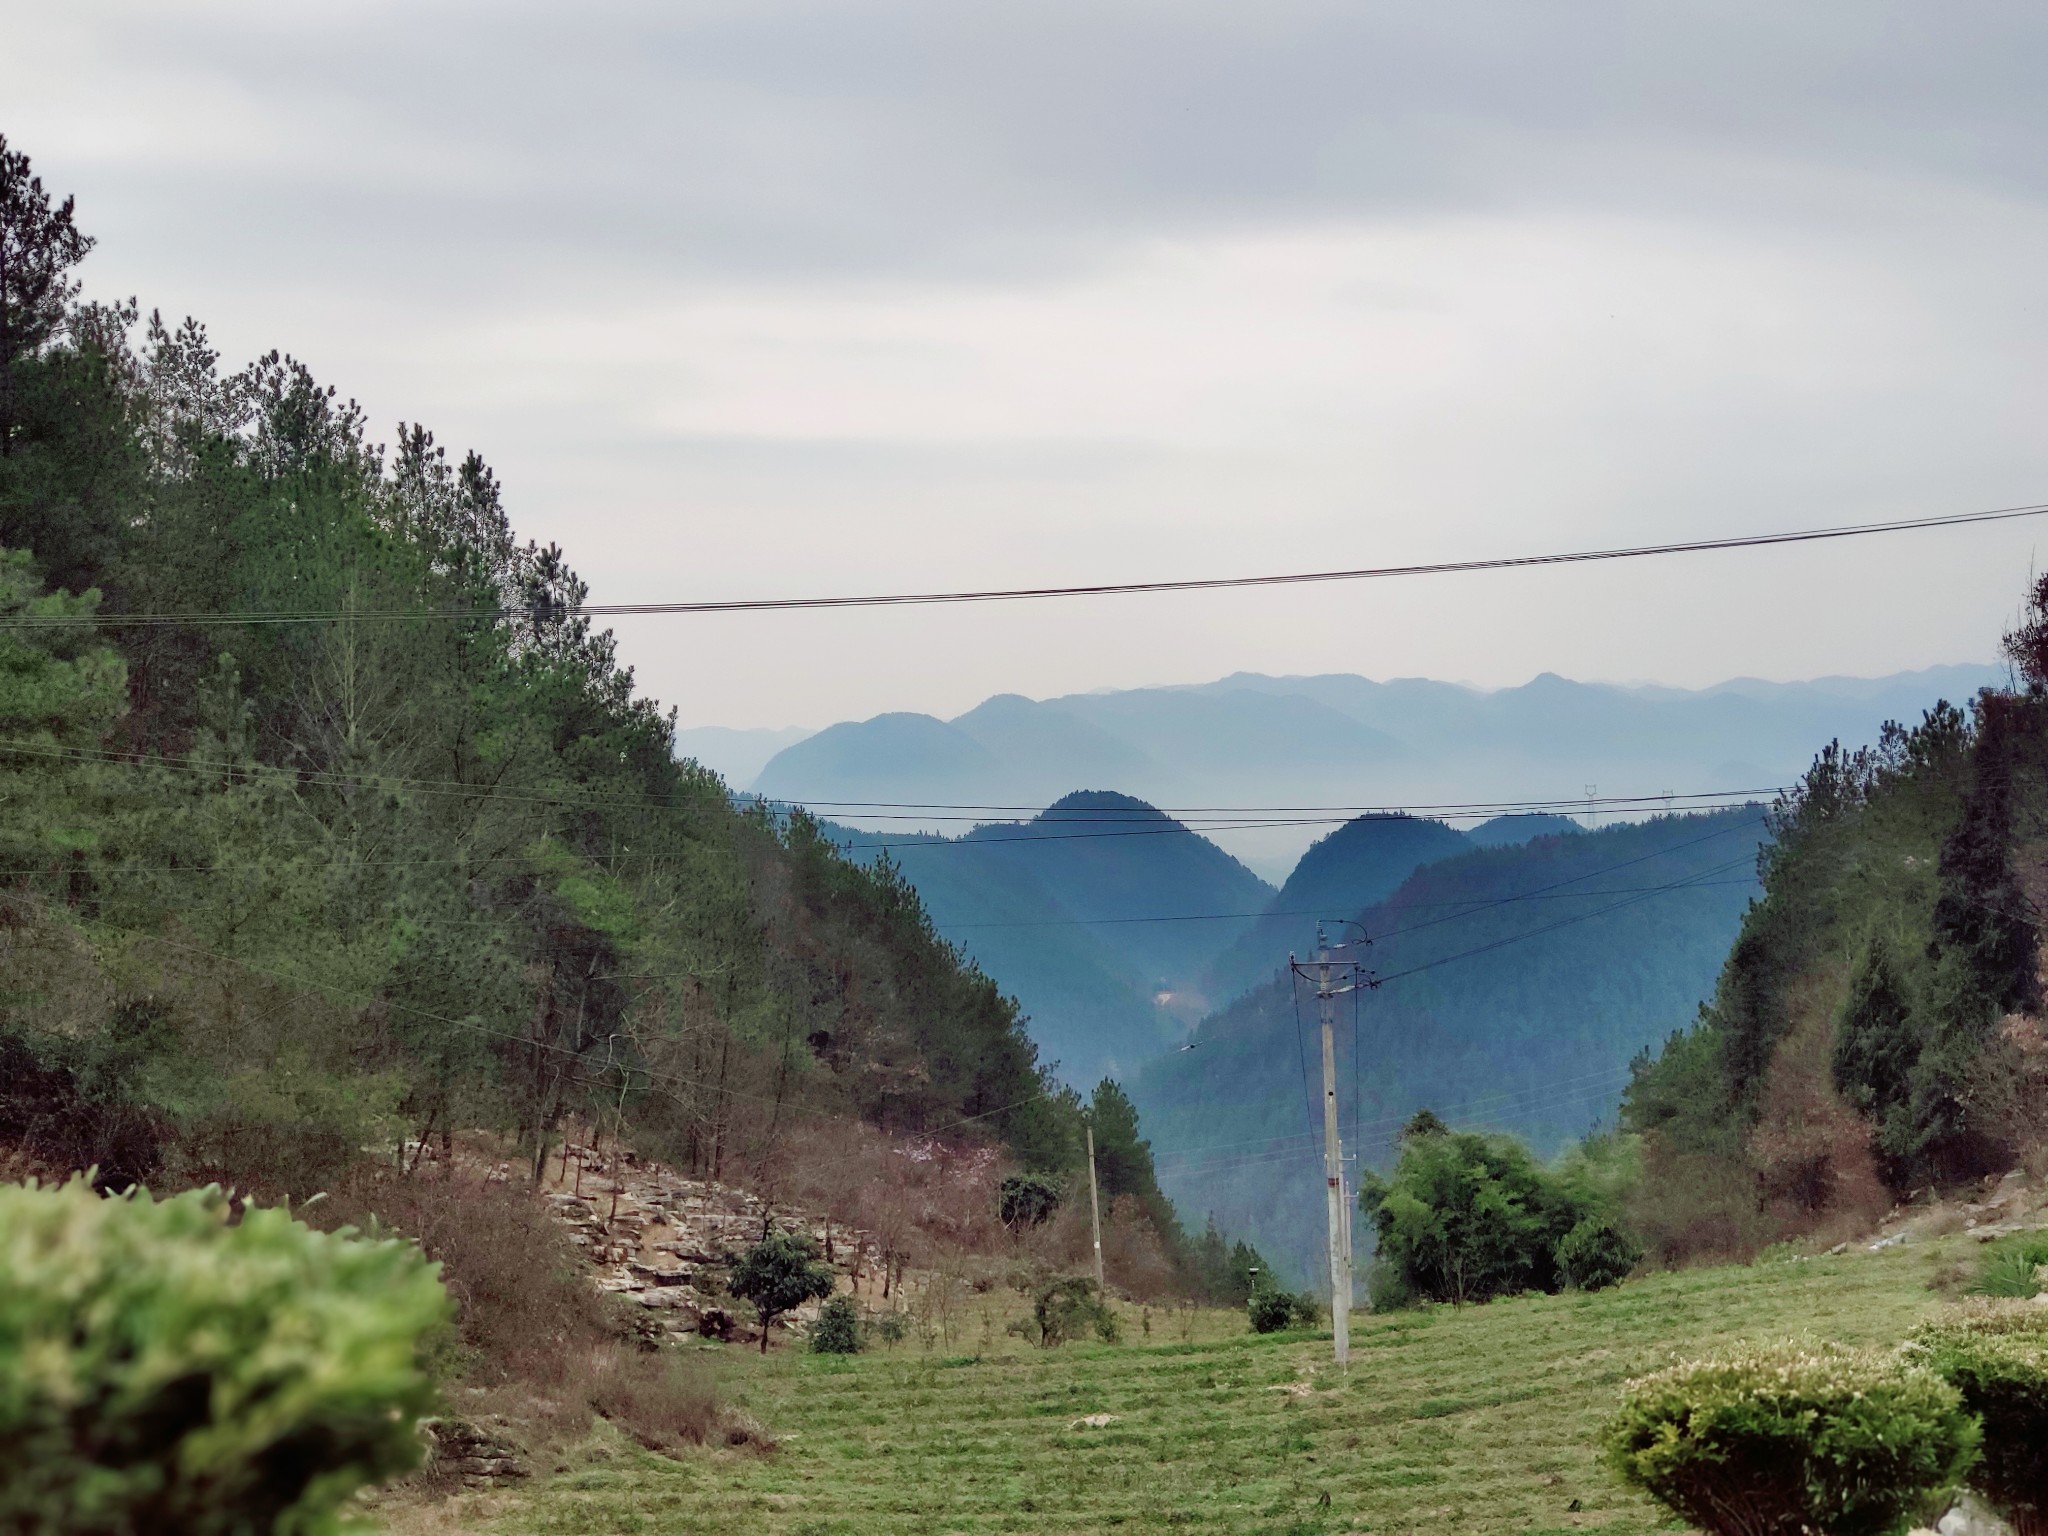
[6,501,2043,629]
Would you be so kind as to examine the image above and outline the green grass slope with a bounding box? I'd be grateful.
[492,1240,1958,1536]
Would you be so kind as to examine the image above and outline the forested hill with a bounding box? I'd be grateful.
[1201,814,1475,1006]
[1620,667,2048,1264]
[822,792,1274,1083]
[1128,807,1770,1283]
[0,147,1081,1198]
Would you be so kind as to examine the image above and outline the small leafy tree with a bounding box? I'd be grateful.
[1606,1339,1978,1536]
[1019,1276,1119,1347]
[998,1172,1061,1233]
[1913,1303,2048,1536]
[729,1232,836,1354]
[0,1177,449,1535]
[1359,1122,1594,1304]
[809,1295,863,1355]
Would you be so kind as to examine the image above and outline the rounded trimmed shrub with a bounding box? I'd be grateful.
[1246,1286,1320,1334]
[809,1294,863,1355]
[1555,1217,1642,1292]
[1913,1302,2048,1536]
[0,1176,450,1535]
[1605,1339,1978,1536]
[1247,1287,1295,1334]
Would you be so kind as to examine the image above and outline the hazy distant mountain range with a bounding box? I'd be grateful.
[821,792,1273,1083]
[738,664,2000,879]
[823,792,1696,1086]
[727,664,1997,1087]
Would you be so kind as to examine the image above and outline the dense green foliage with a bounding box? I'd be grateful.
[809,1295,863,1355]
[1605,1340,1978,1536]
[998,1171,1061,1232]
[1358,1119,1639,1306]
[0,138,1085,1204]
[1133,809,1764,1282]
[1913,1304,2048,1535]
[730,1233,837,1353]
[0,1177,447,1535]
[1625,684,2048,1252]
[1554,1215,1643,1292]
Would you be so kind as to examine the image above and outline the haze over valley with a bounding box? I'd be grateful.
[750,662,1995,1279]
[733,662,1998,877]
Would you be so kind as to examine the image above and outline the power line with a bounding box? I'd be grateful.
[0,737,1783,830]
[929,812,1763,934]
[932,880,1756,933]
[55,822,1750,1181]
[1153,1069,1643,1178]
[1372,852,1762,985]
[1152,1064,1640,1167]
[1169,848,1761,1060]
[19,500,2046,629]
[833,800,1770,853]
[1365,815,1766,944]
[759,788,1787,816]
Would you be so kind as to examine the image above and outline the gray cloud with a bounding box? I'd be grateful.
[4,2,2046,733]
[47,2,2048,287]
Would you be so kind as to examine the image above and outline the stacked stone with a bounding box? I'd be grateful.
[424,1416,528,1489]
[540,1145,883,1346]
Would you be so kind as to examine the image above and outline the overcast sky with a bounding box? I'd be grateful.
[6,2,2047,729]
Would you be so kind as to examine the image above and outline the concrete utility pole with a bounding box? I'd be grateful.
[1315,927,1352,1367]
[1085,1117,1106,1293]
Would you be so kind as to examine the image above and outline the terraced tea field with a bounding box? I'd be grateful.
[452,1234,1979,1536]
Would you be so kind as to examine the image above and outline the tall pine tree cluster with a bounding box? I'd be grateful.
[0,134,1082,1199]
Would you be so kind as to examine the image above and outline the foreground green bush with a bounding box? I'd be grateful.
[1913,1303,2048,1535]
[0,1177,449,1535]
[1605,1339,1977,1536]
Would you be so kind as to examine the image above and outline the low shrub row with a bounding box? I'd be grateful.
[1607,1304,2048,1536]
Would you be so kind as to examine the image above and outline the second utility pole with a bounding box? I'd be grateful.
[1316,927,1352,1367]
[1085,1116,1105,1293]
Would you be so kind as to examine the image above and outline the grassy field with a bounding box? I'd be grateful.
[463,1239,1972,1536]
